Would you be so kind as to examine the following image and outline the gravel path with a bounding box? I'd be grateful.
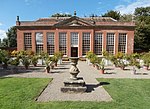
[37,61,112,102]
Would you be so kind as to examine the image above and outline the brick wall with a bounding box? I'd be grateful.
[17,27,134,56]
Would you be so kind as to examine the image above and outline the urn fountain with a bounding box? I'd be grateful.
[61,57,87,93]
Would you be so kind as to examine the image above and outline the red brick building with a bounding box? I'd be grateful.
[16,15,135,57]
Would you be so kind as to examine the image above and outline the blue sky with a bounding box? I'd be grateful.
[0,0,150,39]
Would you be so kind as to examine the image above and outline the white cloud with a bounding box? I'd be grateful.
[115,0,150,14]
[0,30,7,40]
[98,2,102,4]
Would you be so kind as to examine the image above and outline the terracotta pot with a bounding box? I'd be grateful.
[93,64,95,67]
[54,62,57,67]
[46,67,50,73]
[96,65,99,70]
[100,69,104,74]
[51,65,54,69]
[33,63,37,67]
[120,66,125,70]
[25,65,29,69]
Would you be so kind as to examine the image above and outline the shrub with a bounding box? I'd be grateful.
[31,55,39,66]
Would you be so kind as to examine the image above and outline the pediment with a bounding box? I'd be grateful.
[54,16,94,27]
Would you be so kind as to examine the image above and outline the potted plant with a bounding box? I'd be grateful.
[9,57,20,66]
[9,57,20,73]
[51,55,58,67]
[50,61,54,69]
[21,56,31,69]
[129,53,141,74]
[54,52,63,65]
[98,58,105,74]
[31,55,39,66]
[86,51,95,65]
[90,54,97,67]
[44,57,51,73]
[142,52,150,70]
[109,55,119,67]
[117,59,128,70]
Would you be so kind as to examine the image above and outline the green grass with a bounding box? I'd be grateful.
[0,78,150,109]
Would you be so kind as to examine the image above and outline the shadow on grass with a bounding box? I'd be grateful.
[0,77,13,79]
[100,82,110,86]
[85,83,101,92]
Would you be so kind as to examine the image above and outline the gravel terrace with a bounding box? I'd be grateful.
[2,61,150,102]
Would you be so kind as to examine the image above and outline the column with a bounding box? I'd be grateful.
[90,30,94,52]
[103,31,107,54]
[78,31,82,57]
[127,31,134,54]
[55,29,59,53]
[43,31,47,53]
[32,32,36,53]
[67,32,71,57]
[115,32,119,55]
[17,30,24,51]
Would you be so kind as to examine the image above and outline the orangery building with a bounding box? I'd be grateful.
[16,14,135,57]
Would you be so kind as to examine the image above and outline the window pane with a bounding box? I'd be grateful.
[94,33,102,55]
[71,32,78,46]
[36,32,43,44]
[24,33,32,51]
[36,32,43,54]
[47,32,54,55]
[59,32,66,55]
[118,33,126,53]
[82,32,90,55]
[106,33,114,54]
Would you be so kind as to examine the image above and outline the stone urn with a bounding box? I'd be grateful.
[69,57,79,80]
[61,57,87,93]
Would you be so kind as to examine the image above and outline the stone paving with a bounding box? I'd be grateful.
[36,61,112,102]
[2,61,150,102]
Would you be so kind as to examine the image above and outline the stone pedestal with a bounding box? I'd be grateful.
[61,57,87,93]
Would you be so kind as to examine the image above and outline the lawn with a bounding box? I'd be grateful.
[0,78,150,109]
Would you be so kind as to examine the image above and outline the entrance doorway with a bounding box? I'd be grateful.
[71,47,78,57]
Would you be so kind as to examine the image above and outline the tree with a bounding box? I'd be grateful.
[89,14,98,17]
[134,7,150,50]
[6,26,17,47]
[51,13,72,17]
[119,14,133,22]
[1,38,8,47]
[102,10,121,20]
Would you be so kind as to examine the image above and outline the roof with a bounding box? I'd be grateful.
[16,16,135,27]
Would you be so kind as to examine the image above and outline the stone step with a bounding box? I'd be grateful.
[63,78,85,87]
[61,86,87,93]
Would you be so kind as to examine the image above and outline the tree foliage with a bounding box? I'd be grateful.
[6,26,17,47]
[102,10,121,20]
[134,7,150,50]
[51,13,72,17]
[0,38,8,47]
[119,14,132,22]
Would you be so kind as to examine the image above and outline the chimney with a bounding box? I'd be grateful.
[16,16,20,26]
